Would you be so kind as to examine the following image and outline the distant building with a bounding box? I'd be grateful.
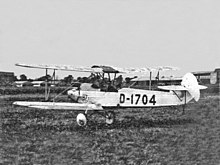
[14,81,25,87]
[192,68,220,85]
[31,81,45,87]
[14,80,61,87]
[14,81,33,87]
[0,71,15,86]
[128,68,220,93]
[192,68,220,93]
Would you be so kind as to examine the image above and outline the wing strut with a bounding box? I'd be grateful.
[183,91,187,114]
[172,90,183,102]
[45,69,49,101]
[113,73,117,85]
[149,71,152,90]
[45,69,56,101]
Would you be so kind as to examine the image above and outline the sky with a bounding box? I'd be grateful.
[0,0,219,79]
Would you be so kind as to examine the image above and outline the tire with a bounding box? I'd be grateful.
[105,111,115,125]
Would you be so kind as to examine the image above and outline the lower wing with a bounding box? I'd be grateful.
[13,101,103,111]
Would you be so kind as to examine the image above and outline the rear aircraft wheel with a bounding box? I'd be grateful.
[105,111,115,125]
[76,113,87,127]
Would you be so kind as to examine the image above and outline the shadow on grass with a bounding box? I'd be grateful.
[87,116,195,131]
[2,111,196,134]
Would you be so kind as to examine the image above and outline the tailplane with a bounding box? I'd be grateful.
[181,73,207,101]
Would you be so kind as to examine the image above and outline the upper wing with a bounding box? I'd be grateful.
[13,101,103,110]
[111,66,179,73]
[15,63,103,73]
[15,63,151,74]
[16,63,179,74]
[157,66,179,71]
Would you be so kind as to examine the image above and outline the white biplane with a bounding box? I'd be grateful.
[13,63,207,127]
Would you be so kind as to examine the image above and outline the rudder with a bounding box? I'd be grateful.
[181,73,207,102]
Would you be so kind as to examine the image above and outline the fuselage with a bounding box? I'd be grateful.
[67,88,193,108]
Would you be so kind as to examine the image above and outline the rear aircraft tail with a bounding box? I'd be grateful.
[181,73,207,101]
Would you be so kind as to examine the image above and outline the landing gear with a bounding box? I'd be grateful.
[182,104,186,115]
[76,113,87,127]
[105,111,115,125]
[76,111,116,127]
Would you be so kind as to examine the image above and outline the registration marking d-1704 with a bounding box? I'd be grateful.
[119,93,156,105]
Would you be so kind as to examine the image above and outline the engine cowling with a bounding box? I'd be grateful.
[76,113,87,126]
[67,89,79,102]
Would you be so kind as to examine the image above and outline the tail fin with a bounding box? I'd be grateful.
[181,73,207,102]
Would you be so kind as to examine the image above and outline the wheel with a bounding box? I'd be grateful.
[76,113,87,127]
[105,111,115,125]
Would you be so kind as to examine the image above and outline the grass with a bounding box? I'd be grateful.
[0,94,220,164]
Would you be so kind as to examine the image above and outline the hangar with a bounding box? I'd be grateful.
[0,71,15,86]
[192,68,220,93]
[129,68,220,93]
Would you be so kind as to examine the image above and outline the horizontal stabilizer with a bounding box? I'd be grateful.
[198,85,207,90]
[158,85,187,91]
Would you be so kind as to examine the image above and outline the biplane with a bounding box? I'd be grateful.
[13,63,207,127]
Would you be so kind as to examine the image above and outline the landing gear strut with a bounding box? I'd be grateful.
[105,111,115,125]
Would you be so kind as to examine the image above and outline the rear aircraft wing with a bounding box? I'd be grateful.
[158,85,187,91]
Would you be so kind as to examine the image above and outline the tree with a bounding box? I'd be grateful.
[82,77,89,83]
[63,75,73,84]
[77,77,82,82]
[20,74,27,81]
[13,76,18,81]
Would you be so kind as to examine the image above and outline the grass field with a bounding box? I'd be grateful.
[0,94,220,164]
